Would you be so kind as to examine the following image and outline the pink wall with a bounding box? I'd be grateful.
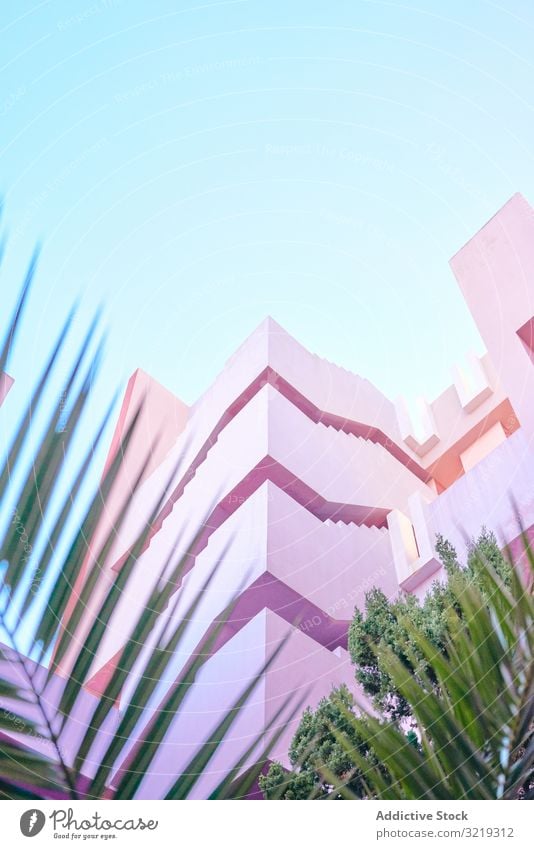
[451,193,534,440]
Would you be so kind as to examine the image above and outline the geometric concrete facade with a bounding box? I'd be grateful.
[4,193,534,798]
[58,192,534,797]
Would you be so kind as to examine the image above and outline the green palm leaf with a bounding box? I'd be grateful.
[327,554,533,800]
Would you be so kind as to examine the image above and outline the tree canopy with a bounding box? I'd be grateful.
[260,529,530,800]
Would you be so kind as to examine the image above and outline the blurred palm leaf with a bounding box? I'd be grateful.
[0,254,292,799]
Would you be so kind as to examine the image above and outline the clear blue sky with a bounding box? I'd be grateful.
[2,0,534,437]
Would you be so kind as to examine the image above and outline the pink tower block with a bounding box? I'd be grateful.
[450,192,534,440]
[10,193,534,800]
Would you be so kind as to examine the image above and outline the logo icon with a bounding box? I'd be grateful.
[20,810,46,837]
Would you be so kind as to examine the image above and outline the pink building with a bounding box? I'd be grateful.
[3,192,534,798]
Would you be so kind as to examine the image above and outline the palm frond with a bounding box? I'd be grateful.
[0,255,295,800]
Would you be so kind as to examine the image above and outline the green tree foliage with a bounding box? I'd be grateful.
[348,529,512,720]
[259,685,384,799]
[261,529,530,799]
[329,550,533,799]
